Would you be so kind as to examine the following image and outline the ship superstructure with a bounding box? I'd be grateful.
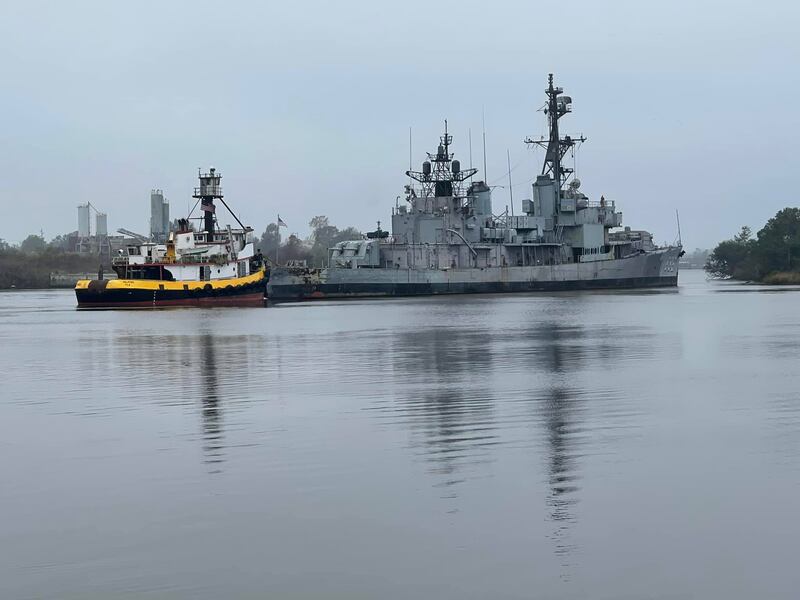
[267,74,682,300]
[75,168,267,308]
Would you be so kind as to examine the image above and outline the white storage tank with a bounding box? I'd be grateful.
[77,204,91,238]
[95,213,108,237]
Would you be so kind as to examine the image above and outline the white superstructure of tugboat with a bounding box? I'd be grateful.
[75,168,267,308]
[267,74,682,301]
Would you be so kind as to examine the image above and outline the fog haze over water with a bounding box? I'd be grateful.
[2,270,800,598]
[1,0,798,246]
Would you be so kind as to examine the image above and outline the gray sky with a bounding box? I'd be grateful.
[1,0,798,248]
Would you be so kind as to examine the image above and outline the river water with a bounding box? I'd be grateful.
[1,270,799,599]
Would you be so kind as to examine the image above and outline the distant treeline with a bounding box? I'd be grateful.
[0,216,363,289]
[705,208,800,284]
[0,245,103,289]
[255,215,361,267]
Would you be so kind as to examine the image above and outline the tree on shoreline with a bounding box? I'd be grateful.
[256,216,362,267]
[308,216,361,267]
[705,209,800,281]
[256,222,281,258]
[705,226,757,279]
[19,234,47,254]
[753,208,800,274]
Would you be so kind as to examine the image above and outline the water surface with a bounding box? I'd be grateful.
[2,270,799,599]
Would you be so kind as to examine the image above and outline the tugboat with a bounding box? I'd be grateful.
[267,74,682,301]
[75,168,267,308]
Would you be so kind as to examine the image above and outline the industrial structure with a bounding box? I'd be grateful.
[72,202,124,258]
[149,190,169,242]
[72,187,172,257]
[95,213,108,237]
[77,203,91,238]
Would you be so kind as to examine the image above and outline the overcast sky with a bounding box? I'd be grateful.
[1,0,798,248]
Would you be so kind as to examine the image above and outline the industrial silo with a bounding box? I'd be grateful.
[162,199,169,236]
[150,190,165,240]
[95,213,108,237]
[78,204,91,238]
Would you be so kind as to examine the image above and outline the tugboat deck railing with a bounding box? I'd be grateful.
[112,255,233,267]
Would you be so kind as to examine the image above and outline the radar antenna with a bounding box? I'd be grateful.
[405,120,478,198]
[525,74,586,199]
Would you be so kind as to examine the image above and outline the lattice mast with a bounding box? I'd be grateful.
[525,74,586,201]
[405,120,478,200]
[193,168,223,237]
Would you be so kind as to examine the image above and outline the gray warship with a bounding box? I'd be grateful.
[267,74,682,301]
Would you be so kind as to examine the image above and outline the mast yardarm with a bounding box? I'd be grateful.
[525,74,586,200]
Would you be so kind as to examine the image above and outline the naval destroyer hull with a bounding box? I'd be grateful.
[268,247,680,301]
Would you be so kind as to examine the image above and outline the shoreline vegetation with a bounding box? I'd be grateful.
[761,272,800,285]
[1,235,106,289]
[0,249,104,289]
[0,216,361,290]
[704,208,800,285]
[6,209,798,289]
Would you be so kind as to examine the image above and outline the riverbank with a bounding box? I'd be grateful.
[705,208,800,283]
[761,271,800,284]
[0,251,105,289]
[49,271,117,288]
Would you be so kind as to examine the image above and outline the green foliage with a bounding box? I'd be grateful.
[762,271,800,284]
[0,246,102,289]
[733,225,752,243]
[279,234,313,264]
[256,222,281,258]
[337,227,362,241]
[706,209,800,282]
[20,234,47,254]
[257,223,313,265]
[256,216,361,266]
[47,234,72,252]
[308,216,362,267]
[753,208,800,274]
[705,227,757,279]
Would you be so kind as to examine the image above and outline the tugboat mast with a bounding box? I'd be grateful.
[193,167,223,240]
[525,74,586,201]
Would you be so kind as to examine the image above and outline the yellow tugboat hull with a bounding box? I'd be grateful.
[75,268,268,308]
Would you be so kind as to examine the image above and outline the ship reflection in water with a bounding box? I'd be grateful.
[385,327,500,496]
[4,272,800,599]
[525,323,592,568]
[199,332,224,469]
[379,319,621,571]
[105,328,263,471]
